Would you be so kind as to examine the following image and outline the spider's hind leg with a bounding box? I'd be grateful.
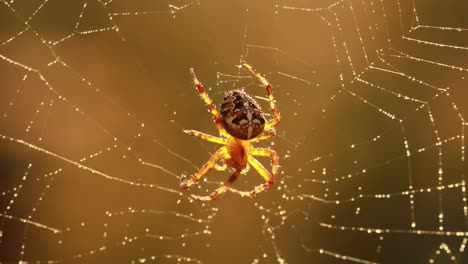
[246,148,279,197]
[240,163,251,174]
[215,161,250,174]
[214,161,227,171]
[191,170,241,201]
[181,147,227,189]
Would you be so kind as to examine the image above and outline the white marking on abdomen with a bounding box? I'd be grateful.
[239,119,248,125]
[247,126,253,139]
[247,112,252,122]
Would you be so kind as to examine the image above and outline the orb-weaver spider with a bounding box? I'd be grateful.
[181,63,280,201]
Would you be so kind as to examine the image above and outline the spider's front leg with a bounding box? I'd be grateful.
[181,147,227,189]
[250,129,276,142]
[183,130,227,145]
[190,68,230,138]
[241,63,281,130]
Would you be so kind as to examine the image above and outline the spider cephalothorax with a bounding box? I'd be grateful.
[220,90,266,140]
[181,63,281,201]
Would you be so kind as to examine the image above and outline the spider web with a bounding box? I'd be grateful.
[0,0,467,263]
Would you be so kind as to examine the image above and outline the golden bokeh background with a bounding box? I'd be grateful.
[0,0,467,263]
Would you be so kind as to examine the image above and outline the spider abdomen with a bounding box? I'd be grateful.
[220,90,265,140]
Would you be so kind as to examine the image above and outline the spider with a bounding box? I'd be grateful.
[181,62,281,201]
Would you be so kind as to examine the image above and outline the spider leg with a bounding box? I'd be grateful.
[184,130,227,145]
[214,156,249,173]
[241,63,281,130]
[214,161,227,171]
[190,68,230,138]
[226,187,254,197]
[191,170,241,201]
[181,147,227,189]
[246,148,279,197]
[251,148,279,175]
[250,129,276,142]
[247,156,274,197]
[213,159,250,175]
[240,163,251,174]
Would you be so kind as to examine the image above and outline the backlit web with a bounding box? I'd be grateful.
[0,0,467,263]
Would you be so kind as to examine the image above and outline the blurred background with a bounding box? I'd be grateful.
[0,0,467,263]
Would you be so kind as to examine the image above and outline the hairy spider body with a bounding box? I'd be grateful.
[181,63,281,201]
[220,90,265,140]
